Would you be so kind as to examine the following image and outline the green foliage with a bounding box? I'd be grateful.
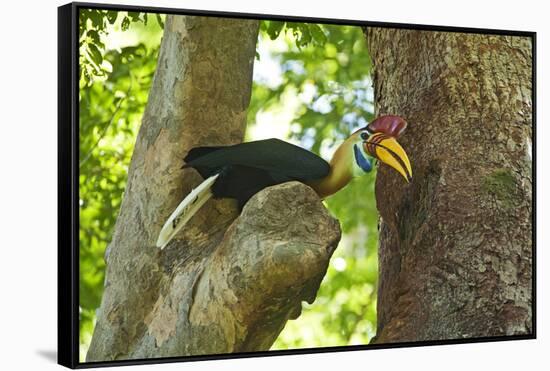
[254,22,374,154]
[78,12,162,359]
[260,21,328,49]
[79,9,163,86]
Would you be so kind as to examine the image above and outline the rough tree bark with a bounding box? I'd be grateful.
[365,29,532,342]
[86,16,341,361]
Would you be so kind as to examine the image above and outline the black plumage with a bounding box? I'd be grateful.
[183,138,330,209]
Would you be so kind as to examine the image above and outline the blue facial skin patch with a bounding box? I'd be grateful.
[354,144,372,173]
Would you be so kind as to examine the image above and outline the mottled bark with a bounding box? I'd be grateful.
[87,15,341,361]
[365,29,532,342]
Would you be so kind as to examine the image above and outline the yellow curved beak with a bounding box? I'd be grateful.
[364,135,412,182]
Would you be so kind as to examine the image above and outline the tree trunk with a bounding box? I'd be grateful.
[86,15,341,361]
[365,28,532,342]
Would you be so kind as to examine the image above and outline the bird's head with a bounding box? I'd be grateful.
[350,115,412,182]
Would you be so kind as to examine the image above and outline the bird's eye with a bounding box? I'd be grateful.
[360,131,369,140]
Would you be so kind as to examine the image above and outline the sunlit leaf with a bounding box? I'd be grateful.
[121,16,130,31]
[309,24,327,45]
[266,20,286,40]
[156,13,164,29]
[87,43,103,67]
[106,10,118,24]
[128,11,141,23]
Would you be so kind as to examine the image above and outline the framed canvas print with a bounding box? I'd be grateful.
[58,2,536,368]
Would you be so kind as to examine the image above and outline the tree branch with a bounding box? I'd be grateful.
[145,182,341,355]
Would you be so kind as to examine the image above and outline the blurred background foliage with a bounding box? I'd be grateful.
[79,10,377,360]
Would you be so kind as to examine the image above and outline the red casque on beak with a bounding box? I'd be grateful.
[367,115,408,138]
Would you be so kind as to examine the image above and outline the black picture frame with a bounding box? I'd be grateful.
[58,2,536,369]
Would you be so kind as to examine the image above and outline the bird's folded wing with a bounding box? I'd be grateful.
[183,138,330,180]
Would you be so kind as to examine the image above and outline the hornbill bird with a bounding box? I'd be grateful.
[156,115,412,249]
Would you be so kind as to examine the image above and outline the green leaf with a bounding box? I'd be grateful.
[88,10,103,29]
[121,16,130,31]
[87,29,100,44]
[266,21,286,40]
[86,30,104,49]
[128,11,141,23]
[87,43,103,67]
[296,24,312,48]
[106,10,118,24]
[156,13,164,29]
[309,24,327,45]
[81,68,91,86]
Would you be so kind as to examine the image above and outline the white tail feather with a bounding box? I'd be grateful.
[156,174,220,249]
